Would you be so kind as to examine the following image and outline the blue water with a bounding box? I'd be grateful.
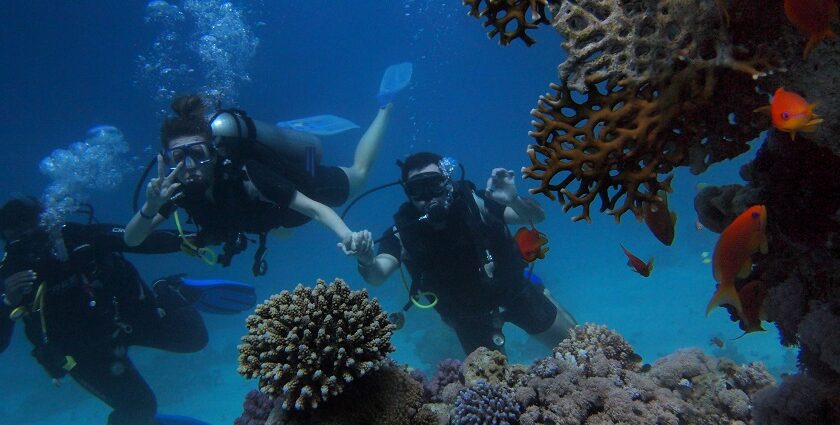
[0,1,796,424]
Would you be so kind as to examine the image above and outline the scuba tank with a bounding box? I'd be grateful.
[209,110,323,170]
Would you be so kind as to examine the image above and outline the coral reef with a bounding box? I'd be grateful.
[424,358,464,402]
[245,323,777,425]
[463,0,551,46]
[237,278,395,410]
[265,362,439,425]
[235,390,276,425]
[453,381,522,425]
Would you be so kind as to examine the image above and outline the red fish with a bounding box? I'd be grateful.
[737,280,768,333]
[514,225,549,262]
[706,205,768,318]
[620,245,654,277]
[754,88,823,140]
[643,191,677,246]
[784,0,839,59]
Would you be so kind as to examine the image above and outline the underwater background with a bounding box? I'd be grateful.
[0,1,801,424]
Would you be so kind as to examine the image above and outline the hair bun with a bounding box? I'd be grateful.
[171,95,207,119]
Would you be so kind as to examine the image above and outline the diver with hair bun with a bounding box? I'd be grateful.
[125,65,407,274]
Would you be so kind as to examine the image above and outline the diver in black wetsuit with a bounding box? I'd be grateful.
[0,197,208,425]
[124,94,392,274]
[350,152,578,355]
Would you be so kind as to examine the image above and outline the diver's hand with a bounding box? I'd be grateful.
[352,230,375,265]
[485,168,518,205]
[4,270,37,306]
[145,155,183,211]
[338,231,373,257]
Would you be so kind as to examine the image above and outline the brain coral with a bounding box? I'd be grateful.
[237,278,395,410]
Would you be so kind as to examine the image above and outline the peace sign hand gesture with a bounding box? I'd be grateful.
[146,154,183,211]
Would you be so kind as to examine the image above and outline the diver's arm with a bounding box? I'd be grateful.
[358,253,400,286]
[92,224,182,254]
[355,228,400,286]
[125,157,183,246]
[124,208,167,247]
[287,191,353,242]
[482,168,546,225]
[503,196,545,225]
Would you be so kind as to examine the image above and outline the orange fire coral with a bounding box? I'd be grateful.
[463,0,551,46]
[524,61,770,222]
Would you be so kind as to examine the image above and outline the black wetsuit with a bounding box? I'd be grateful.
[378,181,558,354]
[157,156,349,262]
[0,223,208,425]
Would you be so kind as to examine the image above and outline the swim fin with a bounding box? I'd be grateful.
[180,278,257,315]
[378,62,413,107]
[155,413,211,425]
[276,114,360,136]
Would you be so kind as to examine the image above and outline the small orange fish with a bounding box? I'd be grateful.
[643,191,677,246]
[784,0,839,59]
[514,225,549,262]
[710,336,725,348]
[754,88,823,140]
[737,280,768,333]
[706,205,768,318]
[621,245,654,277]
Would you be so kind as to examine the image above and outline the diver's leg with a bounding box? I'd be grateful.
[505,286,576,349]
[340,105,393,198]
[130,284,209,353]
[70,350,157,425]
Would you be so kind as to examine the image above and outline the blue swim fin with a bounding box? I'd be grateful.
[276,114,360,136]
[155,413,211,425]
[180,278,257,315]
[378,62,413,106]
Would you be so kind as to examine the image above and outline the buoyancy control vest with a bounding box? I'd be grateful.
[393,181,528,319]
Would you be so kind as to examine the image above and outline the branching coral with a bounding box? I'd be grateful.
[237,278,395,410]
[266,362,439,425]
[463,0,551,46]
[453,381,522,425]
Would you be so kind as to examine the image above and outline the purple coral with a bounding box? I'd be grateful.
[453,381,521,425]
[235,390,275,425]
[424,358,463,402]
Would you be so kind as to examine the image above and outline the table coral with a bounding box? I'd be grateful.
[237,278,395,410]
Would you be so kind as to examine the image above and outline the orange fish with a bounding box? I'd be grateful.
[620,245,654,277]
[784,0,839,59]
[737,280,768,333]
[514,225,549,262]
[754,88,823,140]
[706,205,768,318]
[643,191,677,246]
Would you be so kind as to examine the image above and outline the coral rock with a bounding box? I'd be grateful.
[464,0,551,46]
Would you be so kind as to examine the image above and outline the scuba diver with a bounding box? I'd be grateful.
[0,197,250,425]
[349,152,578,355]
[124,64,412,274]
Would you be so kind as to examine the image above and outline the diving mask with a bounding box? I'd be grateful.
[163,141,214,170]
[405,172,449,202]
